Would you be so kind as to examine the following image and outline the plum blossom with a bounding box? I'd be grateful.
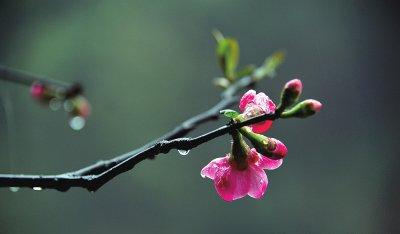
[201,148,284,202]
[239,90,276,133]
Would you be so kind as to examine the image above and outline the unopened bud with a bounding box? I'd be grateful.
[239,127,287,160]
[30,82,46,100]
[281,99,322,118]
[278,79,302,112]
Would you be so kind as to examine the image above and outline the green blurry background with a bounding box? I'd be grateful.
[0,0,399,233]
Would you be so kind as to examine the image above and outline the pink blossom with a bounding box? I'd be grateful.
[201,148,283,201]
[239,90,276,133]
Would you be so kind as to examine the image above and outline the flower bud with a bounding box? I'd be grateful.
[278,79,302,111]
[66,95,91,118]
[239,127,287,160]
[281,99,322,118]
[30,82,46,100]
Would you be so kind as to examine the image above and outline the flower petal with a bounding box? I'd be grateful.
[200,156,229,179]
[247,166,268,199]
[214,168,250,202]
[259,155,283,170]
[254,92,275,114]
[239,90,256,112]
[251,120,273,133]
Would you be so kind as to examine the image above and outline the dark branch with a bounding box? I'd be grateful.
[0,65,72,88]
[0,112,278,191]
[0,75,261,191]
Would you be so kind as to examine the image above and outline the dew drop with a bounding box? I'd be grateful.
[63,100,73,112]
[178,149,190,156]
[69,116,85,130]
[9,187,20,192]
[33,187,42,191]
[49,98,62,111]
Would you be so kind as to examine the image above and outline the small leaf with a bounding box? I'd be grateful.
[235,65,256,79]
[254,51,285,80]
[220,109,240,119]
[216,38,239,82]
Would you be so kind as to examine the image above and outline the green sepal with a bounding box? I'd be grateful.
[238,127,274,157]
[280,100,316,118]
[230,130,250,170]
[220,109,240,119]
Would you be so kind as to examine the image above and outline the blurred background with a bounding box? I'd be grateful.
[0,0,399,233]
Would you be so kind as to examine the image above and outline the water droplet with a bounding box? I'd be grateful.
[63,100,74,112]
[33,187,42,191]
[69,116,85,130]
[49,98,61,111]
[9,187,20,192]
[178,149,190,156]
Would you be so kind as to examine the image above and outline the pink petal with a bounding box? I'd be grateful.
[248,148,283,170]
[254,92,276,114]
[259,155,283,170]
[214,167,250,202]
[251,120,273,133]
[239,90,256,112]
[200,156,229,180]
[247,166,268,199]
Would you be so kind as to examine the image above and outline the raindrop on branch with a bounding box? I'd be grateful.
[178,149,190,156]
[49,98,62,111]
[9,187,20,192]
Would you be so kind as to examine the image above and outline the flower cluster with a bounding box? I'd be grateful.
[201,79,321,202]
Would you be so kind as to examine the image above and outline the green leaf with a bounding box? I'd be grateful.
[216,38,239,82]
[220,109,240,119]
[253,51,285,80]
[235,65,256,79]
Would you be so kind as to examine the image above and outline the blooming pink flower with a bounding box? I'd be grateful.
[201,148,283,202]
[239,90,276,133]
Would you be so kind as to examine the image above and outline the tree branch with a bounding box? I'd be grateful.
[0,75,260,191]
[0,65,82,97]
[0,112,277,191]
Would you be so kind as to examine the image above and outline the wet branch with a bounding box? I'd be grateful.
[0,73,265,191]
[0,112,277,192]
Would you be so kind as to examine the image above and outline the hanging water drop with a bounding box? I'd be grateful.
[69,116,85,131]
[9,187,20,192]
[178,149,190,156]
[49,98,61,111]
[32,187,42,191]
